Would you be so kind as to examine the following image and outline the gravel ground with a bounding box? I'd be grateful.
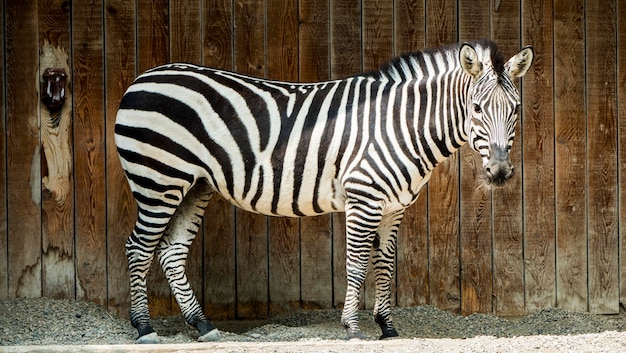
[2,298,626,352]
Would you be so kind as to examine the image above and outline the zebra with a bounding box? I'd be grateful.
[114,39,533,343]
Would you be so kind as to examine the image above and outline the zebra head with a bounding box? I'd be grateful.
[459,42,534,187]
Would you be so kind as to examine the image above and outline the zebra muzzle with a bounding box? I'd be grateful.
[485,146,514,187]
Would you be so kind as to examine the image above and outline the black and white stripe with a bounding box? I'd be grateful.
[115,39,533,343]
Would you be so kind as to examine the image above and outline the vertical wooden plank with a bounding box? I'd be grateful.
[490,0,524,317]
[6,0,41,298]
[299,0,333,310]
[0,0,7,299]
[266,0,301,316]
[73,0,107,306]
[169,0,205,318]
[39,0,75,301]
[394,0,428,309]
[202,0,237,320]
[234,0,268,319]
[362,0,394,310]
[522,0,556,314]
[105,0,137,317]
[554,0,587,312]
[457,0,492,316]
[425,0,459,314]
[330,0,361,309]
[585,0,619,314]
[135,0,172,318]
[619,0,626,310]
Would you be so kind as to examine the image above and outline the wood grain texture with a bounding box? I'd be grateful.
[105,0,137,317]
[267,0,301,316]
[394,0,428,309]
[585,0,618,314]
[362,0,394,310]
[554,0,587,313]
[73,0,107,306]
[522,0,556,313]
[458,0,492,316]
[298,0,333,310]
[39,0,75,301]
[425,0,460,314]
[135,0,173,318]
[491,0,524,316]
[6,0,41,298]
[618,0,626,310]
[0,0,7,299]
[202,0,237,321]
[169,0,205,317]
[234,0,269,319]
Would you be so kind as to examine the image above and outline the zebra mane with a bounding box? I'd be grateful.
[371,39,506,82]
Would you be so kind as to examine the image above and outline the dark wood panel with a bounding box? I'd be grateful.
[585,0,619,314]
[105,0,137,317]
[6,0,41,298]
[458,0,492,316]
[521,0,556,313]
[0,0,7,299]
[425,0,460,314]
[267,0,301,316]
[491,0,524,317]
[73,0,107,307]
[618,0,626,309]
[234,0,269,319]
[298,0,333,310]
[202,0,237,321]
[554,0,587,313]
[135,0,173,318]
[394,0,428,309]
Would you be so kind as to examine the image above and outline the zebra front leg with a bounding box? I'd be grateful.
[157,181,221,342]
[340,203,382,340]
[372,210,404,339]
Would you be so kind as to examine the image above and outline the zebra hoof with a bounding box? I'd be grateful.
[379,327,399,340]
[198,328,222,342]
[136,332,159,344]
[345,328,367,340]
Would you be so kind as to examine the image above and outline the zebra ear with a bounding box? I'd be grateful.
[505,46,534,78]
[459,43,483,80]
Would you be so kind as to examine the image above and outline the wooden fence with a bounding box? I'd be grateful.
[1,0,625,320]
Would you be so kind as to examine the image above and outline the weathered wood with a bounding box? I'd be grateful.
[394,0,428,309]
[234,0,269,319]
[490,0,524,317]
[135,0,172,318]
[521,0,556,314]
[6,0,41,298]
[554,0,587,313]
[362,0,394,310]
[169,0,205,318]
[329,0,362,309]
[0,0,7,299]
[202,0,237,321]
[73,0,107,307]
[39,0,75,301]
[298,0,333,310]
[105,0,137,318]
[585,0,619,314]
[266,0,301,316]
[425,0,460,314]
[619,0,626,310]
[458,0,493,316]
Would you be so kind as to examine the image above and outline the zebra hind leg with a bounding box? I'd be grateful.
[372,210,404,339]
[156,179,221,342]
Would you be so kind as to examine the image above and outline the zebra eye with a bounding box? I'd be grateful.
[473,103,482,114]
